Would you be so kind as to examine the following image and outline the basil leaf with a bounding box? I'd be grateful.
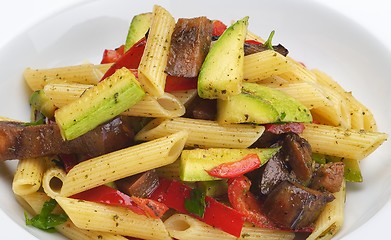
[184,188,206,218]
[25,199,68,232]
[264,30,275,50]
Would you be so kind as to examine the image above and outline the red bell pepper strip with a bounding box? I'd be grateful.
[212,20,227,37]
[150,178,244,237]
[130,196,168,219]
[101,45,125,64]
[100,38,198,92]
[228,176,278,229]
[206,154,261,179]
[71,185,168,219]
[164,76,197,92]
[264,122,305,135]
[101,37,147,80]
[245,39,262,45]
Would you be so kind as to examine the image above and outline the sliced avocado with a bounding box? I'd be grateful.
[217,82,312,124]
[180,147,279,181]
[197,16,248,100]
[29,90,57,118]
[242,83,312,122]
[217,92,279,124]
[196,180,228,198]
[55,67,145,140]
[125,12,152,52]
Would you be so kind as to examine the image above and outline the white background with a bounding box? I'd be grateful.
[0,0,390,239]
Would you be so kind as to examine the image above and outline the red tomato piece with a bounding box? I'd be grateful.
[228,176,278,229]
[164,76,198,92]
[101,37,146,80]
[71,185,145,215]
[206,154,261,178]
[101,45,125,64]
[150,178,244,237]
[212,20,227,37]
[130,196,169,219]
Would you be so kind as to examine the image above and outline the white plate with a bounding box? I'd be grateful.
[0,0,390,239]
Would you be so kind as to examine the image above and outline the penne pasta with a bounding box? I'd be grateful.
[12,157,47,196]
[244,50,293,82]
[312,69,377,132]
[300,123,387,160]
[310,85,351,129]
[61,131,188,197]
[169,89,198,106]
[279,57,317,83]
[56,196,171,240]
[42,166,67,199]
[164,213,295,240]
[263,81,332,109]
[20,192,127,240]
[121,92,185,118]
[24,63,111,91]
[138,5,176,97]
[45,82,185,118]
[135,117,265,149]
[306,181,346,240]
[43,82,94,107]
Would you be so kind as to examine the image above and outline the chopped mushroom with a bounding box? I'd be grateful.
[262,180,334,229]
[116,170,159,198]
[0,116,135,161]
[165,17,213,77]
[310,162,345,193]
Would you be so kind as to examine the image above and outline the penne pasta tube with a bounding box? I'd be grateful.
[310,85,351,129]
[42,166,67,199]
[138,5,176,97]
[300,123,387,160]
[56,196,171,240]
[306,181,346,240]
[263,81,332,109]
[169,89,198,106]
[45,82,185,118]
[164,213,295,240]
[135,117,265,149]
[279,57,317,83]
[122,92,185,118]
[20,192,127,240]
[12,157,47,196]
[24,63,111,91]
[244,50,293,82]
[61,131,188,197]
[43,83,94,107]
[312,69,377,132]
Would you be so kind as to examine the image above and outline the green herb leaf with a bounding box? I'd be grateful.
[22,117,45,126]
[264,30,275,50]
[25,199,68,232]
[184,188,206,218]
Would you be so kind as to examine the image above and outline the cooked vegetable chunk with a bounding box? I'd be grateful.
[166,17,213,77]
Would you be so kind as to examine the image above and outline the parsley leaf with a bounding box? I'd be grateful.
[264,30,275,50]
[184,188,206,218]
[25,199,68,232]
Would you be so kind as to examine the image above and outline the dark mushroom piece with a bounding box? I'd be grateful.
[116,170,159,198]
[165,16,213,77]
[0,116,135,161]
[281,132,314,185]
[262,180,335,230]
[310,162,345,193]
